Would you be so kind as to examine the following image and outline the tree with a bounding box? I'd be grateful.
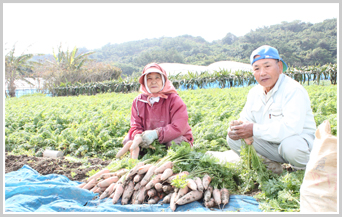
[222,32,237,45]
[47,44,95,71]
[5,46,34,97]
[42,44,96,88]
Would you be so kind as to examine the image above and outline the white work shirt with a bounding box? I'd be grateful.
[239,74,316,145]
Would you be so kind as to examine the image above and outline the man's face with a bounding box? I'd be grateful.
[252,57,283,93]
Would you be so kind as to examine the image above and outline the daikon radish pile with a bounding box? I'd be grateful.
[77,150,231,211]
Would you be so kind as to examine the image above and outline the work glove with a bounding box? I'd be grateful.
[141,130,158,148]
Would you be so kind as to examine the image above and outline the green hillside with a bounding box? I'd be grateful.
[88,19,336,76]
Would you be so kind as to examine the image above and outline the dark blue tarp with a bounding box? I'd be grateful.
[5,165,262,212]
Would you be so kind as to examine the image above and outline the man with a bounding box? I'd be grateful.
[227,45,316,174]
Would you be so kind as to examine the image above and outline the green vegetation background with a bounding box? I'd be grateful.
[32,19,337,77]
[90,19,337,76]
[5,83,337,159]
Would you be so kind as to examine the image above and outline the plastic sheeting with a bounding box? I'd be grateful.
[5,165,262,212]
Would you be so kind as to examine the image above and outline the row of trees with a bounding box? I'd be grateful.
[5,44,122,97]
[51,63,337,97]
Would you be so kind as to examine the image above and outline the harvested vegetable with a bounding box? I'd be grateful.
[112,183,124,204]
[127,162,145,179]
[115,168,129,177]
[161,168,173,181]
[140,165,157,186]
[221,188,230,209]
[213,188,222,209]
[134,182,141,191]
[175,186,189,202]
[170,192,177,212]
[145,174,162,190]
[148,195,160,204]
[162,193,173,204]
[202,174,211,190]
[130,135,143,151]
[131,189,140,204]
[194,177,204,192]
[176,190,203,205]
[162,184,173,194]
[87,168,110,183]
[204,198,215,208]
[97,176,119,188]
[154,161,173,174]
[133,174,144,183]
[82,178,96,190]
[137,164,153,175]
[98,172,117,180]
[155,182,163,192]
[77,182,86,188]
[90,185,99,193]
[147,188,157,198]
[204,185,213,202]
[100,182,116,199]
[121,181,135,205]
[186,179,198,191]
[137,186,147,204]
[130,146,140,159]
[116,140,133,158]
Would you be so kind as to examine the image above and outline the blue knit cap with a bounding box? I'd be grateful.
[250,45,288,72]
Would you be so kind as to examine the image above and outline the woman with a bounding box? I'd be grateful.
[118,63,193,159]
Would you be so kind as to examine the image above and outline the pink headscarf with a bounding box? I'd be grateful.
[138,63,178,104]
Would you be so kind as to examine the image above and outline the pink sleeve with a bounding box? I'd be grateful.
[158,95,190,144]
[127,98,144,140]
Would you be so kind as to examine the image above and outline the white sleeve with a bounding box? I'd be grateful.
[239,91,257,123]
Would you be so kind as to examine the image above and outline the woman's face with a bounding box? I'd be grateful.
[146,72,163,93]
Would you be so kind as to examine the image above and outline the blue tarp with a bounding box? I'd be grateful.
[5,165,262,212]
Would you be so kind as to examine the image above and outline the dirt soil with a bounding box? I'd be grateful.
[5,152,112,182]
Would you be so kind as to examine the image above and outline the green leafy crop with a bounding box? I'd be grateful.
[5,83,337,212]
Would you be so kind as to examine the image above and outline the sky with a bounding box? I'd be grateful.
[3,3,339,55]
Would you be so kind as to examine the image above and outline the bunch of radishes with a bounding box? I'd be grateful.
[77,161,230,211]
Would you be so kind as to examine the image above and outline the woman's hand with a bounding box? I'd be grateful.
[141,130,158,147]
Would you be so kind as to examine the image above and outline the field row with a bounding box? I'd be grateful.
[5,85,337,159]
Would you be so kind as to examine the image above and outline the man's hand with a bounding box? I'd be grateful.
[141,130,158,148]
[227,120,254,144]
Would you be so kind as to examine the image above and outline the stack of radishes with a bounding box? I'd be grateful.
[77,161,230,211]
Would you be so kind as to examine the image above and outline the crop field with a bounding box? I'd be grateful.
[5,84,337,158]
[4,83,337,212]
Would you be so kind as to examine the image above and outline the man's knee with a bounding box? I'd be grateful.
[279,136,311,167]
[226,135,242,155]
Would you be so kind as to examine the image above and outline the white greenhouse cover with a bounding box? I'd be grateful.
[160,61,252,76]
[5,77,46,90]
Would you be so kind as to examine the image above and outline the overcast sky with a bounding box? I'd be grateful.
[3,3,339,55]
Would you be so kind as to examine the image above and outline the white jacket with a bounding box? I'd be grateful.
[240,74,316,147]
